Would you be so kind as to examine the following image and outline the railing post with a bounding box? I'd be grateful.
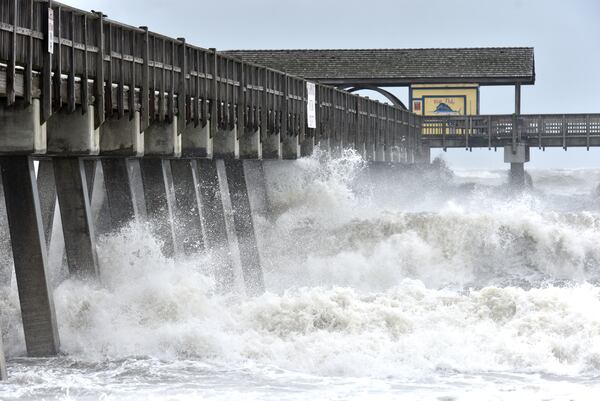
[487,115,492,150]
[42,0,54,123]
[562,114,567,150]
[7,0,18,106]
[94,11,105,129]
[586,114,590,150]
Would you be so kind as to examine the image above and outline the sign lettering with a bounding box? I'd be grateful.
[306,82,316,129]
[48,9,54,54]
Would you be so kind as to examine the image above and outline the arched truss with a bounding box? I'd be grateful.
[342,86,408,110]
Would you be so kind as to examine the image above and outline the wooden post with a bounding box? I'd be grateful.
[514,83,521,149]
[0,156,60,356]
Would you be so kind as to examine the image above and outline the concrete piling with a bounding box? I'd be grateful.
[0,334,6,380]
[36,160,57,249]
[504,144,530,189]
[195,159,235,289]
[53,158,99,277]
[139,158,180,258]
[101,158,138,231]
[0,156,60,357]
[170,159,206,255]
[262,129,282,159]
[223,159,265,296]
[239,129,262,159]
[53,157,98,278]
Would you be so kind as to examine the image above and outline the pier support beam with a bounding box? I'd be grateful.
[0,98,46,154]
[417,143,431,164]
[0,156,59,356]
[170,159,205,255]
[144,119,181,157]
[213,128,239,159]
[53,158,99,277]
[300,136,315,158]
[101,158,138,231]
[100,112,144,156]
[46,106,99,155]
[239,129,262,159]
[195,159,234,288]
[504,144,530,189]
[243,160,271,219]
[182,122,212,158]
[139,158,180,258]
[0,335,6,380]
[282,134,300,160]
[224,159,265,296]
[262,130,282,159]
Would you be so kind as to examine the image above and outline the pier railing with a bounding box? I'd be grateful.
[422,114,600,149]
[0,0,421,160]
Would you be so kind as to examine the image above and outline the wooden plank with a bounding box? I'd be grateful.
[81,14,89,112]
[25,0,33,105]
[177,38,187,132]
[67,12,76,112]
[128,29,135,121]
[52,5,62,110]
[41,1,54,123]
[117,27,125,118]
[237,61,245,134]
[140,27,150,131]
[210,48,218,138]
[194,48,200,127]
[94,12,105,128]
[7,0,17,105]
[105,22,113,118]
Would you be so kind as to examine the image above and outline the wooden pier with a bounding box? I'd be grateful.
[0,0,422,378]
[0,0,598,381]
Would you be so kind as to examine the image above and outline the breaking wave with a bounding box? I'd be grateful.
[2,148,600,399]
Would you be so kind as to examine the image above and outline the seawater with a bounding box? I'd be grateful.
[1,149,600,400]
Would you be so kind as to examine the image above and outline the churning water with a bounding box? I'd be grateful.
[2,149,600,400]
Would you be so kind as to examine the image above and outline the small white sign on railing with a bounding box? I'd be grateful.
[48,8,54,54]
[306,82,316,129]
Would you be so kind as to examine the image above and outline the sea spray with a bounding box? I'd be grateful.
[1,150,600,400]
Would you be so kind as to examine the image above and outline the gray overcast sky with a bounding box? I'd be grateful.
[69,0,600,169]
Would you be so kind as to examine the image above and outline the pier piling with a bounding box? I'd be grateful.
[139,158,180,258]
[224,159,265,295]
[0,156,60,357]
[53,157,99,277]
[195,159,235,289]
[101,158,139,231]
[170,159,206,255]
[0,334,6,380]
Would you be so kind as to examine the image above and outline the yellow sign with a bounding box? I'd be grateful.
[410,84,479,116]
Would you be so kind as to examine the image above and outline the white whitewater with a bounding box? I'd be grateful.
[1,149,600,400]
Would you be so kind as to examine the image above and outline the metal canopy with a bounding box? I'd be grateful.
[223,48,536,86]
